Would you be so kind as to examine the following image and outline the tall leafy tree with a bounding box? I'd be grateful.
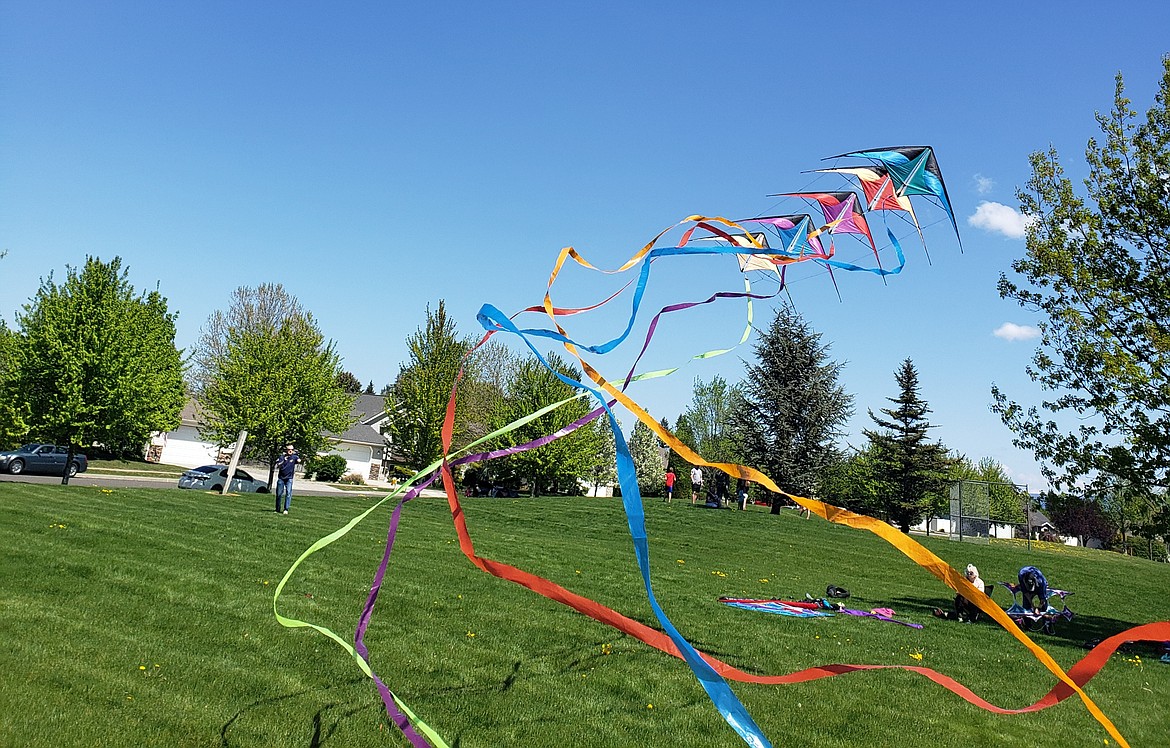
[583,416,617,496]
[13,257,185,477]
[821,446,884,518]
[730,302,853,513]
[682,375,740,464]
[195,283,354,481]
[950,455,1027,524]
[993,56,1170,496]
[864,358,953,532]
[0,319,31,449]
[387,300,476,470]
[628,418,664,496]
[483,351,599,495]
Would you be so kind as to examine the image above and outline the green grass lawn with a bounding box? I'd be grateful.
[2,483,1168,747]
[85,458,186,478]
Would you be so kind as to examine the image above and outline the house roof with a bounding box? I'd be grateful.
[177,395,390,448]
[350,394,389,426]
[332,422,385,447]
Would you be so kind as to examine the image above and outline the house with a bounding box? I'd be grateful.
[146,394,396,483]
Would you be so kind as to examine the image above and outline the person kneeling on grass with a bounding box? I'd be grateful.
[933,564,987,622]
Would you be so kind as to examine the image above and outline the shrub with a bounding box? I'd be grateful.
[1119,537,1168,562]
[312,454,348,482]
[338,473,366,485]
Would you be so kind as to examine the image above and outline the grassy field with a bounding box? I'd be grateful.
[2,483,1168,747]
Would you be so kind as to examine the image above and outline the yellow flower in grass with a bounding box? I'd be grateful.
[601,643,613,655]
[466,631,476,638]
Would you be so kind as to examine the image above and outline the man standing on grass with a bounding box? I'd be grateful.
[690,465,703,505]
[274,444,301,515]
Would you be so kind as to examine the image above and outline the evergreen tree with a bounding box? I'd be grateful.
[364,381,376,395]
[629,419,664,496]
[195,283,354,482]
[730,302,853,513]
[993,56,1170,495]
[336,370,363,394]
[14,256,185,479]
[666,413,696,487]
[864,358,953,532]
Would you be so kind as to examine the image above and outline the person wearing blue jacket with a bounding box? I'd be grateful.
[1018,565,1049,612]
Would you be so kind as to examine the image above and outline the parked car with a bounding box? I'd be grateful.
[0,444,88,477]
[177,465,270,493]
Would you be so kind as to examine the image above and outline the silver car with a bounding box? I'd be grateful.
[178,465,270,493]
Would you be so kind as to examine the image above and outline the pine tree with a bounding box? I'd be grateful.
[730,301,853,513]
[863,358,953,532]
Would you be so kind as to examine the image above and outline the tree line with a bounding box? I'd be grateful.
[0,57,1167,559]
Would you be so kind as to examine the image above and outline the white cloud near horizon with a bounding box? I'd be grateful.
[967,201,1034,239]
[973,174,994,194]
[994,322,1040,341]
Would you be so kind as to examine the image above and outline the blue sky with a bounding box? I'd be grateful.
[2,2,1168,491]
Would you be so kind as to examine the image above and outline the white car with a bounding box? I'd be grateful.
[177,465,270,493]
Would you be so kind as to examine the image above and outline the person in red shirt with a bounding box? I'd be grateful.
[664,468,676,502]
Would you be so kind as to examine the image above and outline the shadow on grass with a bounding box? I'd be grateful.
[888,592,1162,653]
[219,676,380,747]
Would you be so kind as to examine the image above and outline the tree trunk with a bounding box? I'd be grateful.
[61,444,75,486]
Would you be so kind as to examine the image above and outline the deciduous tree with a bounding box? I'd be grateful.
[195,283,354,482]
[628,419,664,496]
[387,300,476,470]
[993,56,1170,498]
[482,351,599,495]
[682,375,740,464]
[13,257,185,478]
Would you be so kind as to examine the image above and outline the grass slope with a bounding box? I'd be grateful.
[1,483,1168,747]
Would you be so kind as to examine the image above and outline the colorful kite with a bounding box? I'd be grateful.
[274,147,1168,748]
[826,145,961,248]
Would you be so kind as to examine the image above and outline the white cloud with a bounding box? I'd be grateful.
[967,201,1034,239]
[993,322,1040,341]
[973,174,994,194]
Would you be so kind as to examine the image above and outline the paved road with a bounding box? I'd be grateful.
[0,471,392,497]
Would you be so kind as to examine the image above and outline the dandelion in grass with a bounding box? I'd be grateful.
[676,559,684,564]
[466,631,476,638]
[909,648,924,661]
[758,578,769,583]
[601,643,613,655]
